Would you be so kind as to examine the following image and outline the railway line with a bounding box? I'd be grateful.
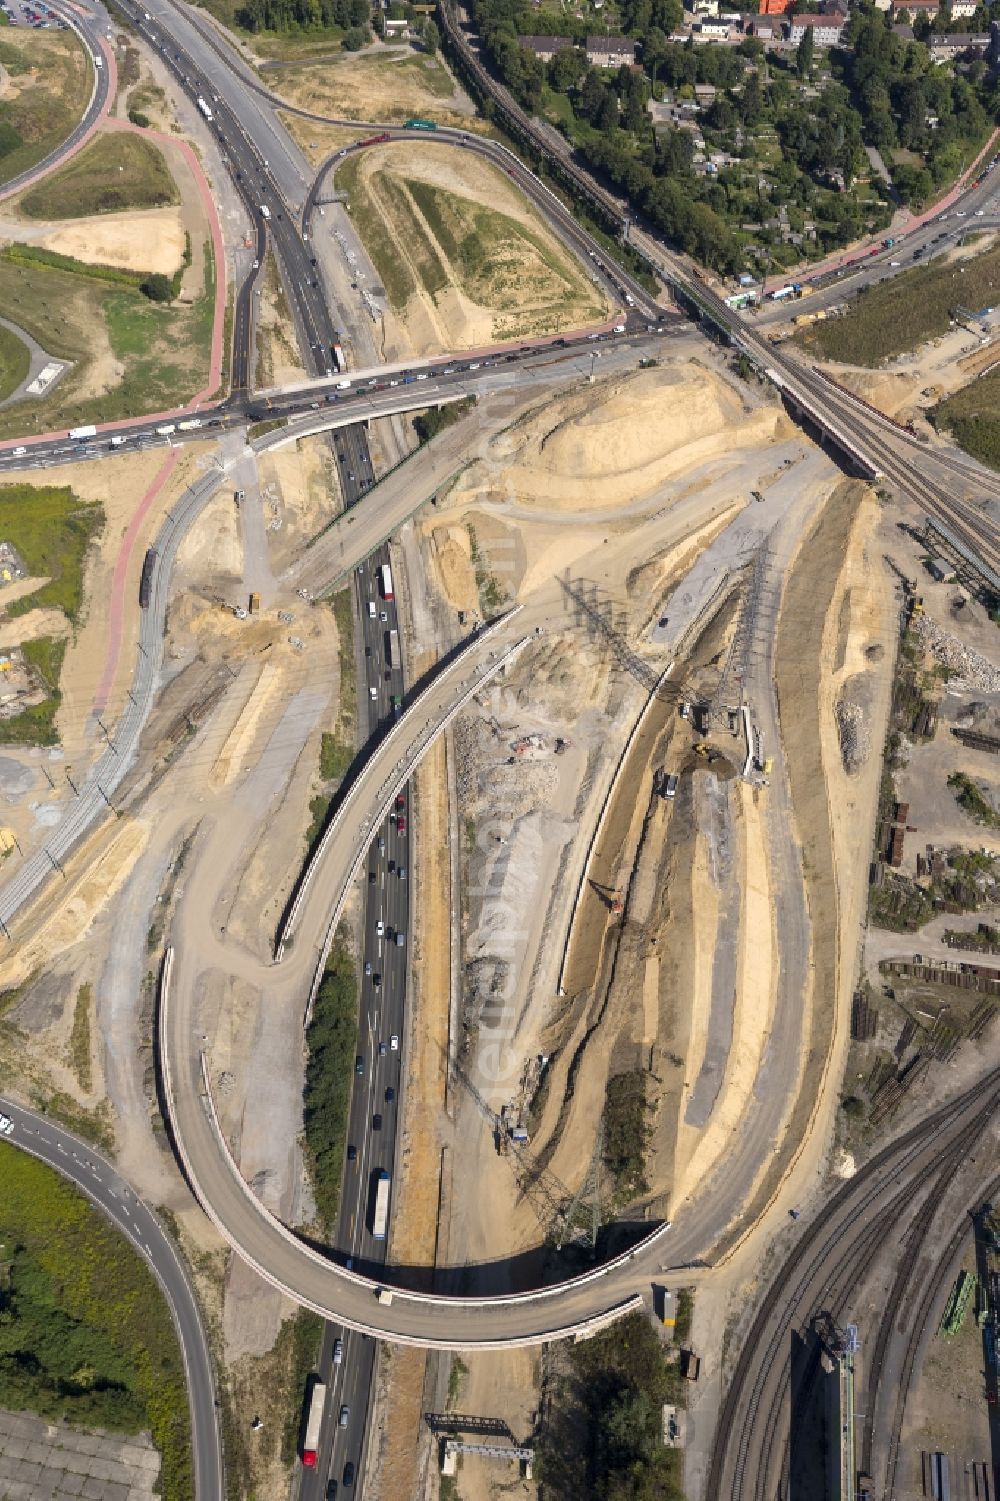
[705,1066,1000,1501]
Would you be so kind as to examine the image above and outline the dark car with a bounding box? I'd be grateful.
[347,1143,357,1163]
[372,1113,382,1131]
[355,1055,364,1076]
[385,1086,395,1105]
[372,972,381,989]
[368,870,376,884]
[327,1481,338,1499]
[343,1464,355,1488]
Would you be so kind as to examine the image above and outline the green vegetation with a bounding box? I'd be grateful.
[447,1355,468,1408]
[934,366,1000,470]
[195,0,364,53]
[0,481,103,621]
[801,242,1000,367]
[302,931,359,1230]
[1,636,66,746]
[467,524,507,617]
[948,771,1000,828]
[0,322,30,403]
[413,396,475,446]
[672,1288,694,1347]
[0,32,90,188]
[0,240,217,438]
[0,1145,192,1498]
[871,847,1000,930]
[466,0,994,275]
[278,1309,324,1463]
[67,983,93,1092]
[338,154,417,309]
[537,1313,684,1500]
[308,589,357,839]
[20,132,178,220]
[602,1069,650,1204]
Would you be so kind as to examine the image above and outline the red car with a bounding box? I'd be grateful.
[395,793,406,810]
[397,815,407,835]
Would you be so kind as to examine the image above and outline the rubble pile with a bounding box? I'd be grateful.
[914,616,1000,694]
[835,697,870,774]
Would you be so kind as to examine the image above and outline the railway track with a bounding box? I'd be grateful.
[872,1165,1000,1501]
[704,1068,1000,1501]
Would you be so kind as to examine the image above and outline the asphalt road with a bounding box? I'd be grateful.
[0,1097,223,1501]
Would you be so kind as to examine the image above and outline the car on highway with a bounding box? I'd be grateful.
[327,1481,338,1499]
[378,837,385,855]
[395,794,406,810]
[372,1113,382,1130]
[398,866,407,881]
[365,961,372,976]
[372,972,381,989]
[343,1464,355,1488]
[376,919,384,937]
[379,1041,387,1057]
[355,1055,364,1076]
[390,1034,399,1051]
[397,815,407,835]
[333,1338,344,1365]
[385,1087,395,1105]
[347,1144,357,1163]
[0,1114,13,1136]
[339,1404,350,1428]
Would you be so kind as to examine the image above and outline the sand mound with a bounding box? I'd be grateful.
[453,363,787,513]
[37,207,188,276]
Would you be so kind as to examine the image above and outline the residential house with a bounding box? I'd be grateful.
[696,17,731,34]
[890,0,940,19]
[787,10,847,43]
[928,29,989,56]
[950,0,977,15]
[585,34,637,65]
[517,34,572,60]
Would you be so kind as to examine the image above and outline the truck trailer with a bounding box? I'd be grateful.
[197,95,213,121]
[380,562,394,602]
[371,1170,391,1240]
[301,1380,325,1467]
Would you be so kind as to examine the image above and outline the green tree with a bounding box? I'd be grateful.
[421,17,439,52]
[343,23,367,47]
[796,22,814,76]
[140,273,172,302]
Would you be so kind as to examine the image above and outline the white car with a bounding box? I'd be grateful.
[390,1034,399,1052]
[376,919,384,937]
[0,1113,13,1136]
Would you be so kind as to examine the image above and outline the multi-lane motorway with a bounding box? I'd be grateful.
[0,1100,223,1500]
[5,0,1000,1486]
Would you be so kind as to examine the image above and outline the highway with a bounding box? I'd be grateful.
[0,1097,223,1501]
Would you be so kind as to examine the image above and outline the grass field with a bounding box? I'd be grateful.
[933,367,1000,469]
[0,481,103,621]
[19,132,179,220]
[1,636,66,745]
[268,48,463,122]
[799,243,1000,367]
[0,242,216,436]
[0,322,30,401]
[0,1145,192,1499]
[0,30,91,188]
[339,150,606,341]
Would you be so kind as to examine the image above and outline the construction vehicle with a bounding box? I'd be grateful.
[248,592,260,614]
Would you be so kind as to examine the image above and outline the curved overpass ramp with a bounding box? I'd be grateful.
[159,616,674,1347]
